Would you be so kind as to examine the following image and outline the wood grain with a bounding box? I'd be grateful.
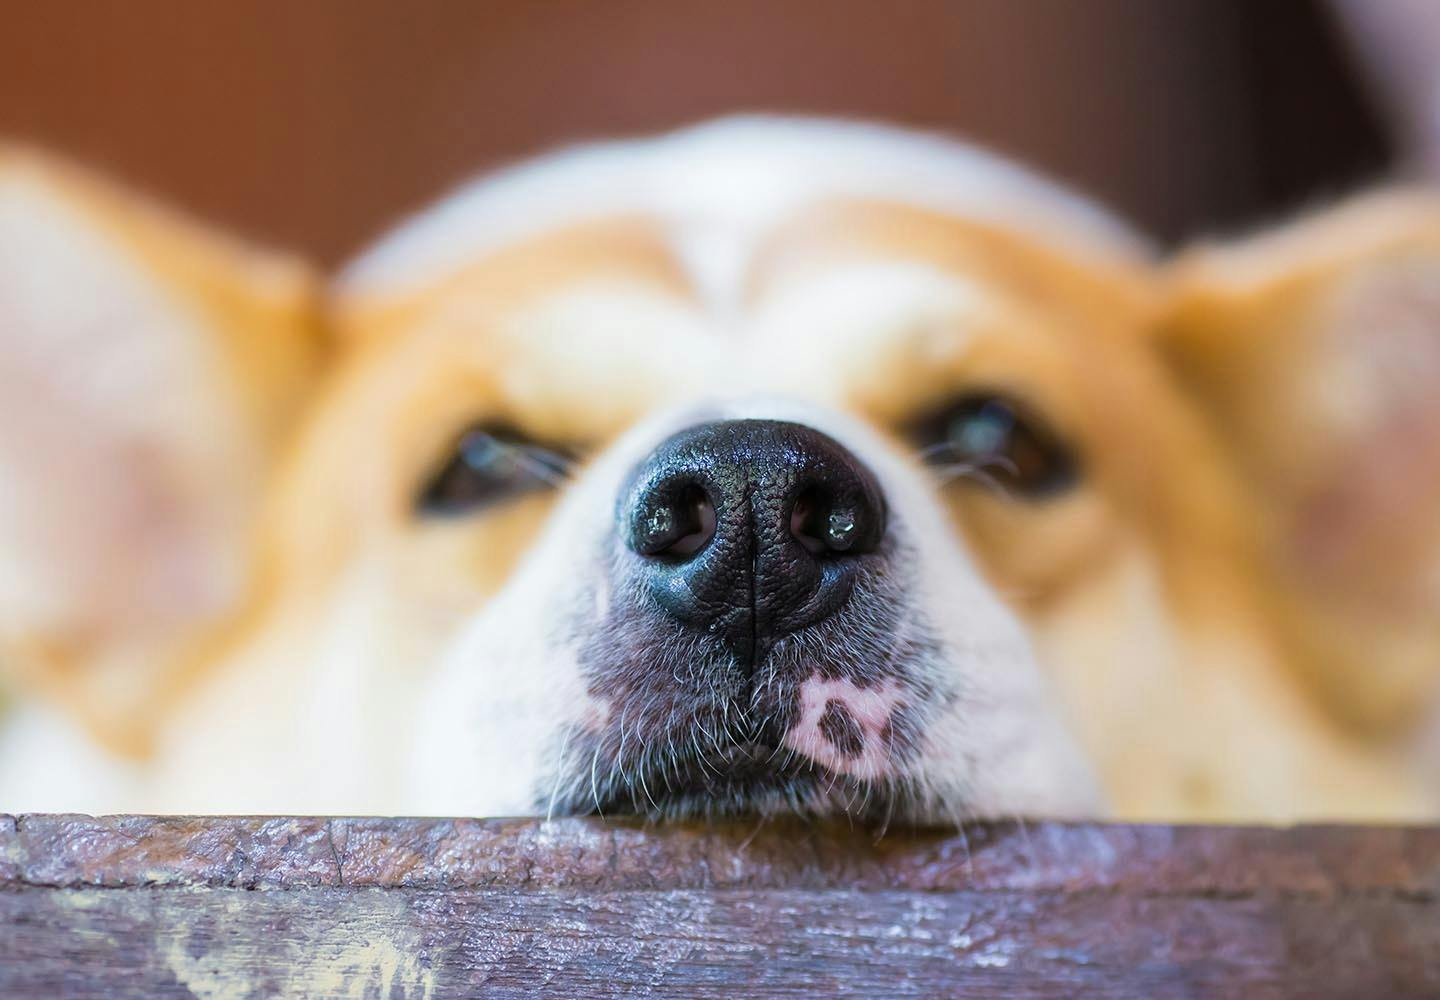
[3,816,1438,997]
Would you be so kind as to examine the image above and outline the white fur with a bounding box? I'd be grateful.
[410,398,1100,818]
[339,116,1150,310]
[1,117,1122,819]
[369,119,1121,815]
[0,702,141,813]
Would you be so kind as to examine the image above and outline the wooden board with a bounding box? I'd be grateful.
[3,815,1438,997]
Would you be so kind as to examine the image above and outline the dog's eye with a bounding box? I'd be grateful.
[417,424,573,516]
[914,394,1079,499]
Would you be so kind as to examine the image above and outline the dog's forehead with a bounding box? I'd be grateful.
[329,118,1156,441]
[338,117,1150,309]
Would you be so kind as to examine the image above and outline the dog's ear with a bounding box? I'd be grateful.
[0,147,324,749]
[1157,190,1440,732]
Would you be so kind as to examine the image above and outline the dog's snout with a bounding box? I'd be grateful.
[621,419,886,662]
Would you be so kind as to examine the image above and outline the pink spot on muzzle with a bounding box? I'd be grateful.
[783,674,905,780]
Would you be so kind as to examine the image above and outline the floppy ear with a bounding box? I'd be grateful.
[0,147,323,750]
[1158,190,1440,733]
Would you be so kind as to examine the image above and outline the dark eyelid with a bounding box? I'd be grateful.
[911,391,1079,500]
[416,422,575,517]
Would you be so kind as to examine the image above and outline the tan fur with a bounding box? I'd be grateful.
[1161,190,1440,737]
[747,200,1431,818]
[2,128,1439,820]
[0,147,323,753]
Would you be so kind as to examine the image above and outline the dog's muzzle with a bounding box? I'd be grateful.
[620,419,887,664]
[551,417,929,819]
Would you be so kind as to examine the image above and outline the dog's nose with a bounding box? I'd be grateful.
[621,419,886,662]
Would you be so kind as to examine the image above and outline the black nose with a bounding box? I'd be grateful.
[620,419,887,663]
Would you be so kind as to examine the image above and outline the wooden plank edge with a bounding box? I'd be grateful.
[3,814,1440,896]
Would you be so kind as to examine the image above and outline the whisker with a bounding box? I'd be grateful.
[1012,812,1035,859]
[494,440,573,487]
[545,726,573,823]
[588,743,604,818]
[636,753,662,814]
[931,456,1020,496]
[953,810,976,884]
[916,440,965,461]
[737,814,769,852]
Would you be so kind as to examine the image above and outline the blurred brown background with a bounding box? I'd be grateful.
[0,0,1393,264]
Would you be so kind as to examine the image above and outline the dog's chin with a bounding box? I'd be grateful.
[543,525,954,824]
[546,650,941,825]
[585,740,819,820]
[555,732,916,823]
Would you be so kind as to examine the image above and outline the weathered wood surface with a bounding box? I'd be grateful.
[2,816,1438,998]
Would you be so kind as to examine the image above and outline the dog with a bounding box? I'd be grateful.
[1,117,1438,822]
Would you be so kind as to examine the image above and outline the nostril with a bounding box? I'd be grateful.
[634,483,716,560]
[620,419,887,660]
[789,489,827,556]
[789,488,864,556]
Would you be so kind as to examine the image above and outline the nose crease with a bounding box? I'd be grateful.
[620,419,887,668]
